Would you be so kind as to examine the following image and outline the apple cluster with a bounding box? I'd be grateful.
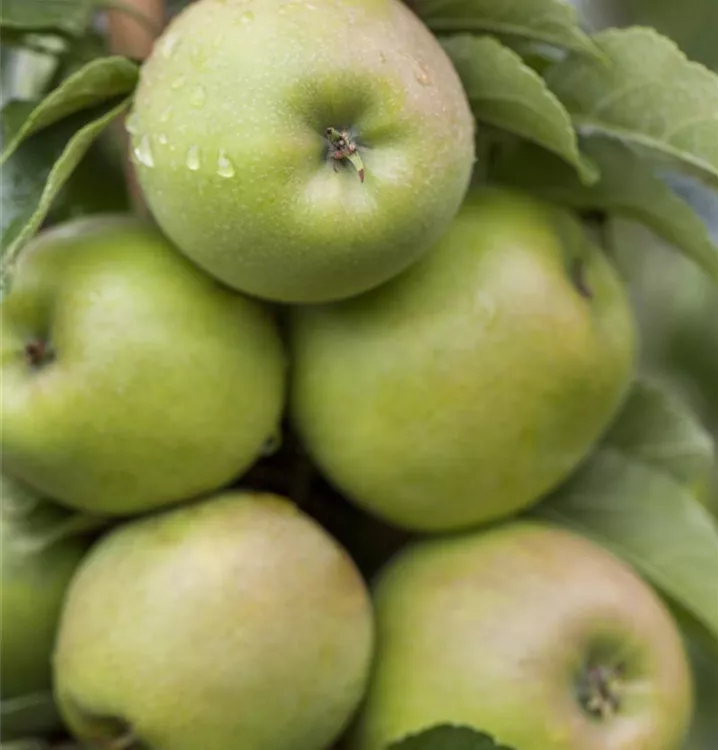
[0,2,695,750]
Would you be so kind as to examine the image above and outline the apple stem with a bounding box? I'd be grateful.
[578,663,624,720]
[325,127,365,183]
[25,338,52,367]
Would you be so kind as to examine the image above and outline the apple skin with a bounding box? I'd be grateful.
[54,492,374,750]
[129,0,475,303]
[349,521,693,750]
[291,188,636,532]
[0,216,286,515]
[1,474,89,703]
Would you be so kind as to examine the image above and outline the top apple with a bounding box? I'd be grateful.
[128,0,475,303]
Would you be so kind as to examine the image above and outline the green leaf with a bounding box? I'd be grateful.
[0,0,95,36]
[492,137,718,285]
[1,56,139,166]
[387,725,515,750]
[546,27,718,186]
[441,34,596,183]
[0,692,61,741]
[0,96,132,284]
[682,622,718,749]
[536,378,718,644]
[405,0,597,56]
[606,379,715,487]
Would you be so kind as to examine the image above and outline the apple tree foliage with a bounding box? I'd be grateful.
[1,1,717,749]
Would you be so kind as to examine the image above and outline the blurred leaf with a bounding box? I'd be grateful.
[606,379,715,486]
[441,35,596,183]
[546,27,718,187]
[388,725,515,750]
[492,138,718,285]
[1,474,111,551]
[0,692,61,742]
[0,96,132,284]
[682,622,718,749]
[0,0,94,36]
[623,0,718,71]
[405,0,597,56]
[1,56,138,166]
[536,378,718,644]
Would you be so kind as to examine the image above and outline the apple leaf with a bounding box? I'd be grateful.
[440,35,597,183]
[605,379,715,487]
[0,692,62,742]
[1,56,139,166]
[681,622,718,749]
[404,0,597,57]
[387,725,515,750]
[492,137,718,285]
[0,0,95,36]
[536,378,718,644]
[0,96,132,285]
[545,27,718,187]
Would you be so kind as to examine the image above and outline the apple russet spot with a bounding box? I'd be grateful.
[350,521,693,750]
[291,188,636,532]
[54,492,375,750]
[0,216,286,516]
[128,0,475,303]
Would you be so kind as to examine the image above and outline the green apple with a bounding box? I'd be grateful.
[1,474,88,704]
[291,188,636,532]
[129,0,475,303]
[350,521,693,750]
[54,491,374,750]
[1,216,286,516]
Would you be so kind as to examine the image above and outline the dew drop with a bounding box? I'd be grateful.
[171,75,186,90]
[159,107,173,124]
[190,86,207,108]
[133,135,154,168]
[415,65,432,86]
[186,145,201,171]
[158,133,168,145]
[160,32,179,58]
[239,10,254,24]
[216,150,236,178]
[124,112,139,135]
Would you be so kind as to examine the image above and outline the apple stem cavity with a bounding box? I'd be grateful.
[325,127,365,183]
[577,662,625,721]
[25,338,54,368]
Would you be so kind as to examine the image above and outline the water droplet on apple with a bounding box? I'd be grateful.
[171,75,186,90]
[133,135,155,168]
[217,150,236,178]
[190,86,207,108]
[186,145,201,171]
[124,112,139,135]
[158,133,169,145]
[160,32,180,58]
[238,10,254,24]
[159,107,173,124]
[415,64,432,86]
